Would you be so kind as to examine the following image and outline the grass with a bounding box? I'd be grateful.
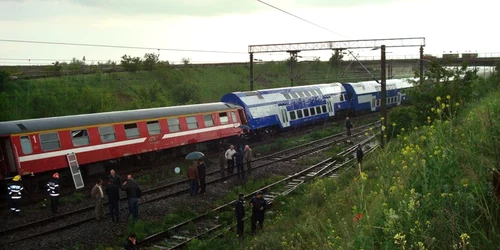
[185,87,500,249]
[0,61,408,121]
[59,192,86,205]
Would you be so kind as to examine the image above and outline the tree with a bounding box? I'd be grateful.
[329,49,343,67]
[143,53,159,71]
[182,58,191,65]
[121,54,142,72]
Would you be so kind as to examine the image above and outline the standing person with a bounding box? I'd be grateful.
[187,162,199,196]
[345,117,353,136]
[219,147,226,181]
[250,191,267,233]
[105,178,120,222]
[225,145,236,175]
[7,175,23,216]
[91,179,105,220]
[235,193,245,238]
[356,145,364,165]
[121,175,142,221]
[197,159,207,194]
[244,145,253,174]
[233,148,244,179]
[46,173,60,213]
[123,233,137,250]
[109,169,121,187]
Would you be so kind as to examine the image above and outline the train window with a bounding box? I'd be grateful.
[291,93,299,99]
[186,116,198,129]
[289,111,296,120]
[40,132,61,151]
[147,121,161,135]
[219,112,229,124]
[303,109,310,117]
[257,94,264,100]
[305,91,312,97]
[316,106,322,114]
[71,129,90,147]
[297,110,303,119]
[316,90,322,95]
[167,118,181,132]
[340,94,345,102]
[203,114,214,127]
[284,94,291,100]
[310,107,316,116]
[99,126,116,142]
[376,100,381,107]
[124,123,139,139]
[231,111,237,123]
[298,92,306,98]
[20,136,33,154]
[322,105,327,113]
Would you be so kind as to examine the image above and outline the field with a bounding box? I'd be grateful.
[0,60,414,122]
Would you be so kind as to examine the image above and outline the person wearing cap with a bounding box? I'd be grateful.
[235,193,245,238]
[46,172,60,213]
[7,175,24,216]
[250,191,267,233]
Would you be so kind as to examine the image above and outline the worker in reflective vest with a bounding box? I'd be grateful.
[46,173,60,213]
[7,175,24,216]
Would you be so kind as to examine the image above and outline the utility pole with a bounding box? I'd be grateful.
[380,45,387,148]
[288,50,299,87]
[250,52,254,91]
[419,46,424,84]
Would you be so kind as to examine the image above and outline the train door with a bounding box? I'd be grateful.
[371,96,377,111]
[237,109,248,126]
[0,137,17,178]
[278,106,290,128]
[397,92,402,105]
[326,98,335,117]
[67,152,85,189]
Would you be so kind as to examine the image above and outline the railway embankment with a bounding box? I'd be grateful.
[186,77,500,249]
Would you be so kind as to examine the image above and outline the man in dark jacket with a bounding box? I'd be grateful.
[123,233,137,250]
[250,191,267,233]
[121,175,141,221]
[197,159,207,194]
[109,169,121,187]
[46,173,60,213]
[356,145,364,165]
[233,148,244,179]
[105,178,120,222]
[235,193,245,238]
[345,117,353,136]
[187,162,199,196]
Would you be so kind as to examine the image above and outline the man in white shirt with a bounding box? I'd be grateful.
[225,145,236,175]
[91,179,105,220]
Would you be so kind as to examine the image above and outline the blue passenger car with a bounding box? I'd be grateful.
[221,83,349,134]
[343,79,410,114]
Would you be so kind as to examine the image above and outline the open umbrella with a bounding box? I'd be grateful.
[185,151,205,160]
[239,125,250,130]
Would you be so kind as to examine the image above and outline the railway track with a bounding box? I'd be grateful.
[137,134,380,249]
[0,121,379,247]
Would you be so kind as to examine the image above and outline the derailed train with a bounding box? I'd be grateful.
[0,78,414,189]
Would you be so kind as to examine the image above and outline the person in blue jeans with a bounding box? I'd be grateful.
[121,174,142,221]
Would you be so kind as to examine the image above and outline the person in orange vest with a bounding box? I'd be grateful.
[46,173,60,213]
[7,175,24,216]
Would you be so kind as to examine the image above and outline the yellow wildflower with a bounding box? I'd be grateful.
[436,96,441,102]
[446,95,451,100]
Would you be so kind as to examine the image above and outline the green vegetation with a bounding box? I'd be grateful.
[59,191,86,205]
[0,52,412,121]
[183,66,500,249]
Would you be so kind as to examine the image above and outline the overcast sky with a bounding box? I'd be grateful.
[0,0,497,65]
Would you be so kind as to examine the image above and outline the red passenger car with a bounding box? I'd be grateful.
[0,102,245,188]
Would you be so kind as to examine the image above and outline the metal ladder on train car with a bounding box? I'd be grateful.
[66,152,85,190]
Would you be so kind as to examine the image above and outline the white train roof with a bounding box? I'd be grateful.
[230,83,345,107]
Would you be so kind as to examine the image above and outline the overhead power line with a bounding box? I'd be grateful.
[257,0,348,38]
[0,39,247,54]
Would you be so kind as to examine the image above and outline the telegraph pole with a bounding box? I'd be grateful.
[419,46,424,84]
[250,52,254,91]
[380,45,387,148]
[288,50,299,87]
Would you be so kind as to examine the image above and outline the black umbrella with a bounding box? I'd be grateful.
[185,151,205,160]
